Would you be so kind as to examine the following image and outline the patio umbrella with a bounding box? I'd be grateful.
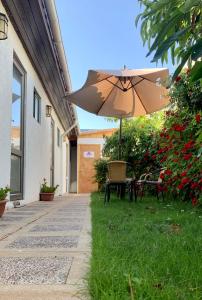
[67,67,169,158]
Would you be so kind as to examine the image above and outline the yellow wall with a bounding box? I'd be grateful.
[78,144,101,193]
[77,128,116,193]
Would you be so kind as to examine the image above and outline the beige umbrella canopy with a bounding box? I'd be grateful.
[67,67,169,117]
[67,67,169,157]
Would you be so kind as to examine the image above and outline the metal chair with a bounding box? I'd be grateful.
[135,168,165,200]
[104,161,135,204]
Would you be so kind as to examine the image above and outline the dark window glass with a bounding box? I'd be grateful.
[33,89,41,123]
[57,128,61,147]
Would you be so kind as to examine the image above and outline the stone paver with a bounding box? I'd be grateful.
[30,224,82,232]
[0,194,91,300]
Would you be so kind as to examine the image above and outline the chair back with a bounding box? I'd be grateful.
[107,161,127,182]
[158,169,165,183]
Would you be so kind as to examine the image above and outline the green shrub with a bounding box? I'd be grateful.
[169,71,202,112]
[0,186,10,201]
[103,114,163,178]
[94,159,108,191]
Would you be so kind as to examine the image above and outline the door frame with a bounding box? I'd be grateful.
[10,57,26,200]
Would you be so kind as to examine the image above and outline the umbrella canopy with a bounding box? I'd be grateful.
[67,67,169,158]
[67,68,169,118]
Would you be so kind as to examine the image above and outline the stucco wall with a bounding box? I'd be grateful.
[0,1,69,205]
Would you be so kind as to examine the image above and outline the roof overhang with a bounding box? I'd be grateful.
[2,0,79,136]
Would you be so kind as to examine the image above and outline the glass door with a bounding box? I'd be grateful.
[10,63,24,200]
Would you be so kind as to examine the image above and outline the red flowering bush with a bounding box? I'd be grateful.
[156,109,202,205]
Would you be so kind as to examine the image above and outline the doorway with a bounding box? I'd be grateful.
[10,62,25,200]
[69,140,77,193]
[50,118,55,186]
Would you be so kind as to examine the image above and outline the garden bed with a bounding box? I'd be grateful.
[89,193,202,299]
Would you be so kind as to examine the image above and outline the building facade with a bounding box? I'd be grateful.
[0,0,79,207]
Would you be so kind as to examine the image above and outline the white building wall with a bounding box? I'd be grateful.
[0,1,69,205]
[0,2,13,189]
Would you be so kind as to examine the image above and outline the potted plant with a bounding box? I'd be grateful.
[0,186,10,217]
[40,178,59,201]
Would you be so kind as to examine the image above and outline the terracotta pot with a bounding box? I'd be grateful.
[40,193,54,201]
[0,200,7,217]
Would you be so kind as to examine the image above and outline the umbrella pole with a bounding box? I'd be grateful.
[118,117,122,160]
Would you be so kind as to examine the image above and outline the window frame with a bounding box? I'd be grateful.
[33,89,41,123]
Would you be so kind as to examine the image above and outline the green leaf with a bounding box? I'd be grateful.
[190,61,202,82]
[180,0,201,13]
[146,11,182,57]
[152,27,190,62]
[196,131,202,143]
[191,39,202,61]
[172,49,192,81]
[135,14,142,27]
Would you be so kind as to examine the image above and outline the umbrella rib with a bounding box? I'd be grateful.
[90,75,115,86]
[126,78,144,91]
[133,86,148,114]
[138,76,157,84]
[106,79,124,91]
[97,78,119,115]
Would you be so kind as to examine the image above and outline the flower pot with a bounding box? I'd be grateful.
[0,200,7,217]
[40,193,54,201]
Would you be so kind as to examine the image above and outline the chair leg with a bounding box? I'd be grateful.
[104,184,107,205]
[107,184,110,202]
[129,182,133,202]
[156,185,159,201]
[120,184,125,199]
[161,189,164,201]
[133,181,137,202]
[140,184,145,201]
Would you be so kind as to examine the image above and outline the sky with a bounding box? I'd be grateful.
[56,0,174,130]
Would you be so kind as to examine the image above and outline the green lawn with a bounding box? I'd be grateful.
[89,193,202,300]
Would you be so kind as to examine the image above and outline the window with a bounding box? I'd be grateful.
[57,128,61,147]
[33,89,41,123]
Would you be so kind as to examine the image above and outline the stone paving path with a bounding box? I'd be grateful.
[0,194,91,300]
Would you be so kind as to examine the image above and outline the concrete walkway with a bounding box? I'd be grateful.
[0,194,91,300]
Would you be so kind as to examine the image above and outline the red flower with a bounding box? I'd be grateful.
[152,155,156,160]
[184,140,194,150]
[175,76,181,82]
[183,153,192,161]
[160,173,165,180]
[181,171,187,177]
[165,169,172,176]
[178,183,184,190]
[191,182,199,189]
[160,156,167,163]
[195,114,201,123]
[173,124,186,132]
[192,198,198,206]
[181,178,190,185]
[158,149,163,154]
